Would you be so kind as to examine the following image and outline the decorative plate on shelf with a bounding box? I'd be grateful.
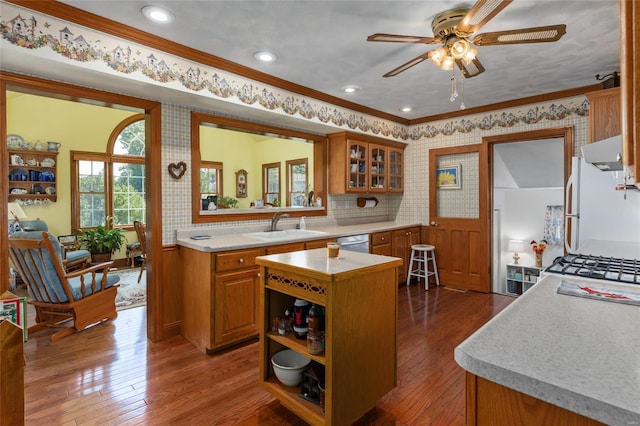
[41,158,56,167]
[7,134,25,149]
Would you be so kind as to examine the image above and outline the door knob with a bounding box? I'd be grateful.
[430,221,438,226]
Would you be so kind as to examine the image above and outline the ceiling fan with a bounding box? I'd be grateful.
[368,0,566,78]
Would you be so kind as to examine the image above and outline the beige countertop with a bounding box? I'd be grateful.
[256,247,403,280]
[455,274,640,425]
[176,220,422,252]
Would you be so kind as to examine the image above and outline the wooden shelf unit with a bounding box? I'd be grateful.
[8,148,59,203]
[258,252,399,425]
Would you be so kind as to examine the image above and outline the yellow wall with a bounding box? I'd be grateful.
[7,92,138,258]
[200,126,314,208]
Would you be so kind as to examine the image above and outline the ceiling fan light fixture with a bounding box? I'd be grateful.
[429,47,447,67]
[462,47,478,65]
[450,39,470,59]
[439,56,455,71]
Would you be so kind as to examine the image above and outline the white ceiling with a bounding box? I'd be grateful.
[26,0,618,122]
[0,0,619,124]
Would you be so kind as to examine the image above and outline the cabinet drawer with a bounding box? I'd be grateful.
[216,248,264,272]
[371,231,391,246]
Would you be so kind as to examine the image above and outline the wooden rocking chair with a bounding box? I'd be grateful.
[133,221,147,283]
[8,232,120,342]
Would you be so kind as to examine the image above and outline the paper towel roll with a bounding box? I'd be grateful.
[364,199,376,208]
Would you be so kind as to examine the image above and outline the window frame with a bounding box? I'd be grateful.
[262,162,281,206]
[71,114,145,232]
[286,158,308,207]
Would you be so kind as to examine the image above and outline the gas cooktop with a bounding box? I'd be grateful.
[545,253,640,285]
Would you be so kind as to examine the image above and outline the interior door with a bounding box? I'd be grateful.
[428,145,489,292]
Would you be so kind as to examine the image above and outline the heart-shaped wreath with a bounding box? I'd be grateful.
[168,161,187,179]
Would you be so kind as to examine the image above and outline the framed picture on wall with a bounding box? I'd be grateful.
[436,165,461,189]
[236,169,248,198]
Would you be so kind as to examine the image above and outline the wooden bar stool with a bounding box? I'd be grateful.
[406,244,440,290]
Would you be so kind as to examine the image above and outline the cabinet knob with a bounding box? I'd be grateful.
[257,272,261,278]
[381,237,385,241]
[238,258,244,263]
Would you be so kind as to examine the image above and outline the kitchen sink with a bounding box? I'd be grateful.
[245,229,328,240]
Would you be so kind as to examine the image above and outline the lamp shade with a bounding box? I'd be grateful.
[8,202,27,220]
[508,239,526,253]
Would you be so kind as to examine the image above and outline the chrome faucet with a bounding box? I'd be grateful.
[270,212,290,231]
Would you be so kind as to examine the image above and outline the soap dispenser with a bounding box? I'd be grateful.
[299,216,306,230]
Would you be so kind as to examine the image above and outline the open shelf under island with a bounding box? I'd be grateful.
[256,248,402,426]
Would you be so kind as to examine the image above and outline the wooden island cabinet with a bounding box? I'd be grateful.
[256,248,402,425]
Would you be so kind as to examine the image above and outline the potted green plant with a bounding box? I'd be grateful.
[217,196,239,209]
[79,217,127,263]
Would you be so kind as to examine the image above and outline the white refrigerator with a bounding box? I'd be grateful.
[565,157,640,254]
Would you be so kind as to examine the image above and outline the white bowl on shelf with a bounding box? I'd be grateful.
[271,349,311,386]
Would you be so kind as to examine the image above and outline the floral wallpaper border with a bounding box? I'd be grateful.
[1,3,589,141]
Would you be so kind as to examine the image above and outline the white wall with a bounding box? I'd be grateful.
[494,188,564,293]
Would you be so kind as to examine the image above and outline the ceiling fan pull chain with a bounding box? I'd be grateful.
[450,73,458,102]
[460,70,466,110]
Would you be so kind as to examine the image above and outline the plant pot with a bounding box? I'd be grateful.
[91,252,112,264]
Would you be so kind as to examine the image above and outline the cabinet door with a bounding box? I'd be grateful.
[586,87,621,143]
[388,147,404,193]
[392,230,407,282]
[214,268,260,347]
[369,144,387,192]
[347,141,368,192]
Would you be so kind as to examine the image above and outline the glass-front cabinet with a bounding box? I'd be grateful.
[348,142,368,192]
[388,147,403,192]
[328,131,406,195]
[369,144,387,192]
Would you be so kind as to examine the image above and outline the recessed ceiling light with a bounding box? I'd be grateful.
[254,51,278,63]
[401,107,412,113]
[343,86,359,94]
[141,6,175,23]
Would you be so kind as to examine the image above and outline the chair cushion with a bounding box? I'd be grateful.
[20,219,48,232]
[66,249,90,263]
[67,273,120,300]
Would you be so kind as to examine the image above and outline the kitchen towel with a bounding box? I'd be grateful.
[557,280,640,306]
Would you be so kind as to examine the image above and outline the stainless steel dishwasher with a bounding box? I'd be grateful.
[337,234,369,253]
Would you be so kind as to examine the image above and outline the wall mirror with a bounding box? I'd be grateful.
[191,112,327,223]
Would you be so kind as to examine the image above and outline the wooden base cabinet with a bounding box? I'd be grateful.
[392,227,420,283]
[465,373,604,426]
[181,246,263,353]
[257,250,401,425]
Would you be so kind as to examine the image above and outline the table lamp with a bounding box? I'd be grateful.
[8,202,27,235]
[508,239,526,265]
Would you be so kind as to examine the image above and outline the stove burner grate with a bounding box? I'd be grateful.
[546,254,640,285]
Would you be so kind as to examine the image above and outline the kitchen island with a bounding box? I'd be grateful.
[455,274,640,425]
[256,248,402,426]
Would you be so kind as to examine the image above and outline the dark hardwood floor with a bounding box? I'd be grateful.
[22,282,513,425]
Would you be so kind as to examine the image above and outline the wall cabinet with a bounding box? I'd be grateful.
[328,131,406,194]
[505,264,541,296]
[392,227,421,284]
[8,148,59,203]
[585,87,621,143]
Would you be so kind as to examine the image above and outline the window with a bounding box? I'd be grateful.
[200,161,223,199]
[262,162,280,206]
[286,158,308,207]
[72,115,145,230]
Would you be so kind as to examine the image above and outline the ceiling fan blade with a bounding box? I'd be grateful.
[456,0,513,36]
[456,57,486,78]
[367,33,441,44]
[472,24,567,45]
[383,52,432,77]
